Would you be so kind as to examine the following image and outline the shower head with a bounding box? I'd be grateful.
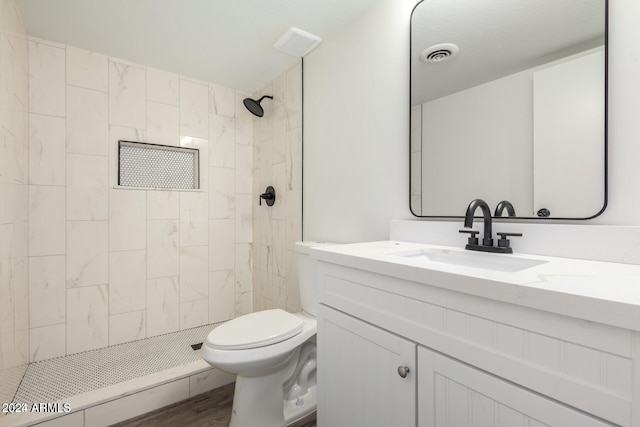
[243,95,273,117]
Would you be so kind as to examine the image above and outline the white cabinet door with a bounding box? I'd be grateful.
[318,305,416,427]
[417,346,615,427]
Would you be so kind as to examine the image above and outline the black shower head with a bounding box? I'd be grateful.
[243,95,273,117]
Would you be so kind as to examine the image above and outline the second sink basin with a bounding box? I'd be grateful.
[391,247,547,272]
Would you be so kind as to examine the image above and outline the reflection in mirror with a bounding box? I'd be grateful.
[410,0,607,219]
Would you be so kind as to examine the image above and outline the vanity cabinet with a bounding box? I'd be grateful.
[316,260,633,426]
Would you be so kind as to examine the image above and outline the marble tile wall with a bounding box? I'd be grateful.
[252,62,303,313]
[27,38,255,361]
[0,0,30,406]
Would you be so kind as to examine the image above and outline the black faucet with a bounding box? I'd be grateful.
[463,199,493,246]
[459,198,522,254]
[494,200,516,217]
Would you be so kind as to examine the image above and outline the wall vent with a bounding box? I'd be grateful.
[274,27,322,57]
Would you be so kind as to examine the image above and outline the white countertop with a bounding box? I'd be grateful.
[310,241,640,332]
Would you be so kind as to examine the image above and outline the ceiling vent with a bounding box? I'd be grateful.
[274,27,322,57]
[420,43,459,64]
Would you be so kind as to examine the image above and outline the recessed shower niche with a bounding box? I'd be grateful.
[118,140,200,190]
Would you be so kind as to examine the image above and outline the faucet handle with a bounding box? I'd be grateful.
[496,232,522,249]
[459,229,479,246]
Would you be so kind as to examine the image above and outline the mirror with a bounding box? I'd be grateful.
[410,0,607,219]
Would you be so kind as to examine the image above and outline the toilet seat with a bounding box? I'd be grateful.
[206,309,303,350]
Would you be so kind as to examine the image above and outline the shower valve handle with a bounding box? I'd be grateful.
[259,186,276,207]
[259,192,274,202]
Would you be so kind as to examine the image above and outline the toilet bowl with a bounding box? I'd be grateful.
[201,242,329,427]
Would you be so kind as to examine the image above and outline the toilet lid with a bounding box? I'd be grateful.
[206,309,304,350]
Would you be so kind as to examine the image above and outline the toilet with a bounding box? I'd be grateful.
[201,242,326,427]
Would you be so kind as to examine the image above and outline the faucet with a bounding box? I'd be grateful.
[494,200,516,217]
[459,198,522,253]
[463,199,493,246]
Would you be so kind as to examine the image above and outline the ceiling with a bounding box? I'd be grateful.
[16,0,381,94]
[411,0,606,105]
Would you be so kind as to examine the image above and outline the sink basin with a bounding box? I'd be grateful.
[391,248,547,272]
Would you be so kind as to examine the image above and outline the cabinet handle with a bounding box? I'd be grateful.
[397,366,410,378]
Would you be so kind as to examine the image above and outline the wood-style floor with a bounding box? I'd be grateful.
[112,383,317,427]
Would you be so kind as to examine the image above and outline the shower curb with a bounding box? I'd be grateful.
[1,322,234,427]
[1,361,234,427]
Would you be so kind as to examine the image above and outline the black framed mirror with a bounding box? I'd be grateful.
[410,0,607,219]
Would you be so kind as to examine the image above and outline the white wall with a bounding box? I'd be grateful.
[421,70,533,216]
[533,50,604,218]
[600,0,640,224]
[303,0,417,243]
[419,49,603,218]
[304,0,640,243]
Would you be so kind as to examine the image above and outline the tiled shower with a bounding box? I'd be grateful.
[0,0,30,408]
[0,0,303,414]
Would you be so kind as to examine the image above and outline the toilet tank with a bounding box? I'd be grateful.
[295,242,334,316]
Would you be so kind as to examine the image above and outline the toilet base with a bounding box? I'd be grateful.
[230,347,300,427]
[230,372,287,427]
[284,385,317,426]
[228,344,317,427]
[230,376,317,427]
